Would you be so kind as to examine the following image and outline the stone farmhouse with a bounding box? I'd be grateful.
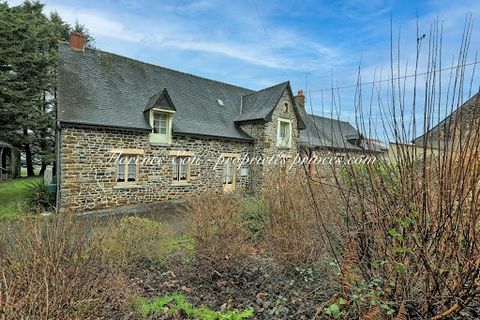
[56,33,372,214]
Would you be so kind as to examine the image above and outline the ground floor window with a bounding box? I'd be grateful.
[117,154,138,183]
[172,156,190,182]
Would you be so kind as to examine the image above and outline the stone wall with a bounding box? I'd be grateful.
[59,127,254,213]
[59,89,307,213]
[239,89,301,190]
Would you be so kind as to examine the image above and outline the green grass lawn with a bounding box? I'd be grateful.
[0,177,41,220]
[20,166,41,177]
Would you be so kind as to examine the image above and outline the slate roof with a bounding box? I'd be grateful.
[57,43,358,147]
[145,89,176,112]
[413,92,480,145]
[58,43,261,140]
[299,111,363,150]
[236,82,289,122]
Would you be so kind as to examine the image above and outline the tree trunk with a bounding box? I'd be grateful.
[23,128,34,177]
[39,161,47,176]
[0,147,4,181]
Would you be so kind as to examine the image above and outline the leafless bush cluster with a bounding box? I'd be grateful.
[0,217,133,319]
[100,216,175,268]
[261,170,344,268]
[185,192,253,271]
[313,18,480,319]
[184,172,345,272]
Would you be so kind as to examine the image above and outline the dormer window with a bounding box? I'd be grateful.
[145,88,176,145]
[153,113,168,134]
[150,110,173,144]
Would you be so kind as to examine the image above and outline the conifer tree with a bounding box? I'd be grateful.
[0,1,93,176]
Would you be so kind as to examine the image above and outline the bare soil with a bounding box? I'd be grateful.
[128,256,337,320]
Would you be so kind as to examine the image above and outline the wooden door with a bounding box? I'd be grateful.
[223,157,236,192]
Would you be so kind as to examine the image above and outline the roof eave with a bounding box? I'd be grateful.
[59,120,152,132]
[173,130,254,142]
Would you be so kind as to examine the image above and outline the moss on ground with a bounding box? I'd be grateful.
[137,293,254,319]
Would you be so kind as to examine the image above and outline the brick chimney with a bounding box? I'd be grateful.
[70,32,85,52]
[294,90,305,110]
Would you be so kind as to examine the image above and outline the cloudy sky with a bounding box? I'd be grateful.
[8,0,480,139]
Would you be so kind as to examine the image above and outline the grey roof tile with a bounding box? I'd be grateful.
[58,43,353,146]
[413,92,480,145]
[300,111,363,150]
[57,43,256,140]
[145,89,176,112]
[236,82,289,122]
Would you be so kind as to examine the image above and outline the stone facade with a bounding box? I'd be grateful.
[59,128,255,213]
[238,89,300,190]
[59,88,303,213]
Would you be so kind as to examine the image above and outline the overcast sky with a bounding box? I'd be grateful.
[7,0,480,139]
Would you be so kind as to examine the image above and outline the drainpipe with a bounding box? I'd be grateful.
[55,120,61,214]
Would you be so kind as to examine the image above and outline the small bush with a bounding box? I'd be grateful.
[138,293,254,319]
[185,193,252,270]
[101,216,175,267]
[24,179,56,214]
[240,196,269,239]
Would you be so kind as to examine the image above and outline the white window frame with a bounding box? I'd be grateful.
[277,118,292,148]
[153,113,168,134]
[116,155,139,185]
[172,156,191,184]
[150,109,174,144]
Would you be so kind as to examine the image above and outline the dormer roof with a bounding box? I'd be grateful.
[145,88,176,112]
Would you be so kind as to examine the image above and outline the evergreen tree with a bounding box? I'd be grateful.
[0,1,93,176]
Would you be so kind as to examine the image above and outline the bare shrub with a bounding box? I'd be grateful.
[100,216,175,267]
[262,169,345,268]
[318,20,480,319]
[184,193,252,270]
[0,217,132,319]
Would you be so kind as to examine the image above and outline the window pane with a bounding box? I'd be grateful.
[279,123,285,138]
[278,121,291,146]
[117,155,125,182]
[224,158,233,184]
[154,113,168,135]
[285,124,290,144]
[172,157,189,181]
[180,159,187,180]
[172,157,178,181]
[127,157,136,182]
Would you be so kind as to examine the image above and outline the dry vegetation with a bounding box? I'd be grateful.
[0,156,478,319]
[0,217,133,319]
[315,20,480,319]
[0,175,345,319]
[1,19,479,320]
